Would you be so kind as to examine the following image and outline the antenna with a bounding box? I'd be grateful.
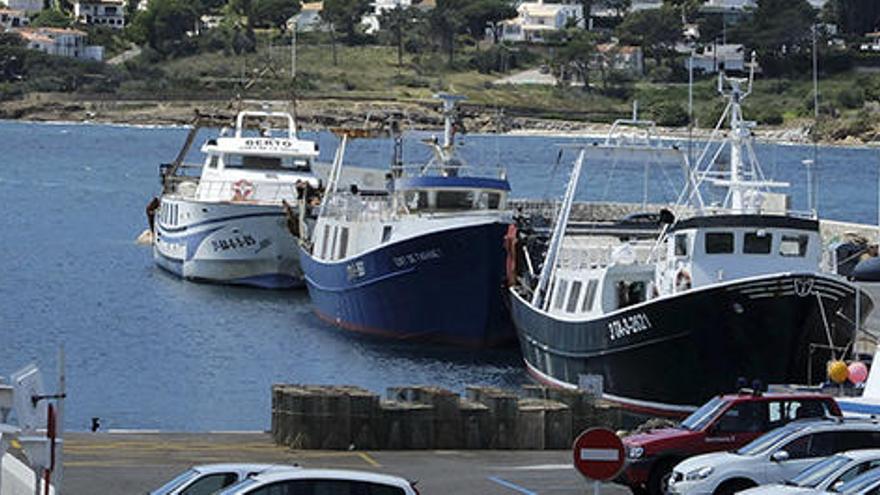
[743,51,756,99]
[433,93,466,149]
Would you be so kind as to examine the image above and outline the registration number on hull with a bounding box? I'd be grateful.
[608,313,652,341]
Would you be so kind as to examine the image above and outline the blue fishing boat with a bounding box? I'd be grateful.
[297,94,515,347]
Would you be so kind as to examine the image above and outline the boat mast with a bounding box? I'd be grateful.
[719,66,752,212]
[433,92,466,164]
[532,149,586,310]
[693,54,788,214]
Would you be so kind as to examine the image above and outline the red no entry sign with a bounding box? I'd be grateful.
[572,427,625,481]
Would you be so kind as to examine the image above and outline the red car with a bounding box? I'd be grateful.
[617,391,841,495]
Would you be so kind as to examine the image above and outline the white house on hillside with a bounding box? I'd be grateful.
[0,0,41,15]
[0,8,28,28]
[688,43,745,73]
[16,26,104,60]
[363,0,434,34]
[74,0,125,29]
[596,43,644,76]
[287,1,324,32]
[500,0,583,43]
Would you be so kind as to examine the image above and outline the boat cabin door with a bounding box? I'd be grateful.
[668,231,693,294]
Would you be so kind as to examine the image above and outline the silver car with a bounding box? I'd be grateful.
[740,449,880,495]
[150,464,299,495]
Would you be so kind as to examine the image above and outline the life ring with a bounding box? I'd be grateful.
[675,269,692,292]
[232,179,255,201]
[504,223,518,287]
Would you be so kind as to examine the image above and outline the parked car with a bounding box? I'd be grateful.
[215,468,419,495]
[150,464,299,495]
[740,449,880,495]
[618,391,841,495]
[816,466,880,495]
[668,418,880,495]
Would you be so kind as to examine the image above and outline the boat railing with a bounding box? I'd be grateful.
[391,164,507,181]
[193,178,303,203]
[556,239,659,270]
[160,162,202,193]
[321,194,394,222]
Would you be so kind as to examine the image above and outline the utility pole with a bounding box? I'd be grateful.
[291,22,297,80]
[811,23,819,215]
[812,24,819,122]
[688,49,694,166]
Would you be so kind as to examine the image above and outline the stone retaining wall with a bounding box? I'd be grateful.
[271,385,630,450]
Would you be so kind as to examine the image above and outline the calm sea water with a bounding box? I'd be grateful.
[1,119,879,431]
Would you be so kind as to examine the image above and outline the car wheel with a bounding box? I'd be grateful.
[713,479,756,495]
[647,460,676,495]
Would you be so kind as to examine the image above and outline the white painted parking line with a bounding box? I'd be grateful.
[488,476,538,495]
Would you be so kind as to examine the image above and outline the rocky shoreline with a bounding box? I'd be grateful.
[0,92,871,146]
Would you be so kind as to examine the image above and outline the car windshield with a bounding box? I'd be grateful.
[737,424,805,456]
[215,477,259,495]
[789,455,852,488]
[681,397,727,431]
[150,469,198,494]
[834,467,880,494]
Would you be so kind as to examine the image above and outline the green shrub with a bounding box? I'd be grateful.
[649,101,688,127]
[753,106,784,125]
[836,86,865,110]
[468,45,538,74]
[390,73,429,88]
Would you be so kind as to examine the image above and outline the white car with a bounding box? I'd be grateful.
[740,449,880,495]
[817,466,880,494]
[668,419,880,495]
[216,468,419,495]
[150,464,299,495]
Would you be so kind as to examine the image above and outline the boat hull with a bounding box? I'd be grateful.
[153,198,302,289]
[510,273,873,416]
[300,221,515,347]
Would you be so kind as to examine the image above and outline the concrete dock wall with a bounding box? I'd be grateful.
[271,384,628,450]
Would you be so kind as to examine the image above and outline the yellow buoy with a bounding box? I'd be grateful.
[828,360,849,384]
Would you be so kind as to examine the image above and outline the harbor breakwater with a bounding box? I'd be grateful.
[271,384,633,450]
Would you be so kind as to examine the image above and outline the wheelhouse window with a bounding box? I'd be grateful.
[705,232,734,254]
[381,225,392,243]
[404,191,429,210]
[207,156,219,169]
[222,154,310,171]
[436,190,474,210]
[744,232,772,254]
[487,192,501,209]
[674,233,688,257]
[780,234,809,257]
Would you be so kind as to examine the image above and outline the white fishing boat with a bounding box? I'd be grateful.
[151,109,320,289]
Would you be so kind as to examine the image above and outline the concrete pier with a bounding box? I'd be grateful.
[62,431,632,495]
[272,384,630,451]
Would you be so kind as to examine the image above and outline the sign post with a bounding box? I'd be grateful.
[573,427,626,494]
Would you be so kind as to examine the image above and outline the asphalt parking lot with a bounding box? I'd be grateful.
[62,432,631,494]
